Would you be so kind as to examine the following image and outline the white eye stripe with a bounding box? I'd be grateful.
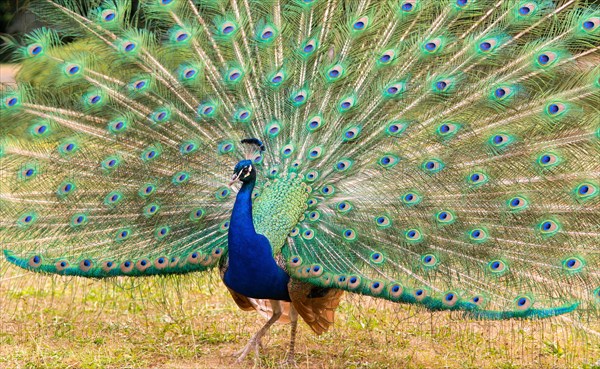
[241,165,252,179]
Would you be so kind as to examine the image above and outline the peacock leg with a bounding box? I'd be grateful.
[282,304,299,366]
[235,300,282,362]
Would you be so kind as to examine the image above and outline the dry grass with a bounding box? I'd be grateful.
[1,264,599,369]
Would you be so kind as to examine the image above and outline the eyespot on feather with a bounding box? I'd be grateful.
[383,82,406,98]
[414,288,428,301]
[120,260,134,273]
[305,170,319,182]
[300,38,318,57]
[507,196,529,211]
[334,159,353,172]
[197,102,218,119]
[468,228,488,242]
[342,126,361,141]
[321,184,335,197]
[471,295,485,307]
[405,228,422,242]
[187,251,202,265]
[342,228,357,241]
[215,187,231,200]
[487,260,508,274]
[154,256,168,269]
[302,228,315,240]
[515,295,533,310]
[432,78,452,92]
[375,215,391,228]
[347,276,361,290]
[545,102,567,117]
[580,17,599,33]
[265,121,282,137]
[370,252,384,264]
[218,21,238,37]
[64,63,82,76]
[257,25,277,42]
[573,182,598,201]
[155,226,170,240]
[268,70,286,87]
[435,210,455,225]
[27,43,44,57]
[423,38,443,54]
[71,213,88,227]
[399,0,417,13]
[389,284,403,299]
[336,275,348,288]
[169,256,180,268]
[308,264,323,277]
[56,260,70,272]
[535,51,558,68]
[562,257,584,272]
[370,281,385,295]
[337,95,356,112]
[79,259,93,272]
[385,121,408,137]
[172,171,190,185]
[467,171,489,187]
[136,259,151,272]
[100,9,117,23]
[421,254,438,267]
[536,152,561,169]
[401,191,422,206]
[289,256,303,267]
[517,2,538,17]
[212,248,223,258]
[336,200,353,214]
[538,219,560,236]
[114,228,131,242]
[443,291,459,307]
[422,158,444,173]
[17,211,37,228]
[28,255,43,268]
[57,181,76,197]
[351,16,369,32]
[104,191,124,206]
[377,49,396,66]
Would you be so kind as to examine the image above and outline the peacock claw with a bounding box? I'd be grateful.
[234,336,262,362]
[281,356,297,367]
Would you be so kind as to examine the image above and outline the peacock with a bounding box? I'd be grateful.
[1,0,599,364]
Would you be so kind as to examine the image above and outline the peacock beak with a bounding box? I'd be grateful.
[229,170,242,187]
[229,165,252,187]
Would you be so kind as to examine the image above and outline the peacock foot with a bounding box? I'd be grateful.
[280,355,297,367]
[234,335,263,363]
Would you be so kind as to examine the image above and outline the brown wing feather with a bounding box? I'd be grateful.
[225,287,292,322]
[288,279,344,335]
[226,287,256,311]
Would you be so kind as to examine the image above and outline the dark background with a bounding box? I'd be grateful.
[1,0,599,61]
[1,0,39,61]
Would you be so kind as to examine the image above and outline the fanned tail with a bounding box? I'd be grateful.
[1,0,599,324]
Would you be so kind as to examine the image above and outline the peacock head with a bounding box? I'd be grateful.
[230,159,256,185]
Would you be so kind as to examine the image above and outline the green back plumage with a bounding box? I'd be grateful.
[1,0,599,323]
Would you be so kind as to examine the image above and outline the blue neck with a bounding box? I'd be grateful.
[224,179,291,301]
[229,181,256,239]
